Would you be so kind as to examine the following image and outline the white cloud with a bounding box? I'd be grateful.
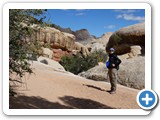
[116,15,123,19]
[114,9,144,22]
[113,9,137,13]
[75,13,86,16]
[126,10,137,13]
[104,25,116,29]
[116,14,145,22]
[60,9,87,16]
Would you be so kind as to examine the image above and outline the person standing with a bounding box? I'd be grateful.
[107,48,121,94]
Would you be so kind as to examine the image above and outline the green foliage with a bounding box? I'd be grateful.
[112,33,122,43]
[43,42,51,49]
[9,9,47,94]
[9,87,17,96]
[60,50,108,75]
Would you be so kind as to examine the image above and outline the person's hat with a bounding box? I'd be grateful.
[110,48,115,51]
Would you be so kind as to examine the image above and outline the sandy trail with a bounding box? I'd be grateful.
[10,62,140,109]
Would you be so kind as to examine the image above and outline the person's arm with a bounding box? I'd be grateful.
[114,56,121,66]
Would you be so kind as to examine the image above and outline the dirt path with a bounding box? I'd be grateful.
[10,62,140,109]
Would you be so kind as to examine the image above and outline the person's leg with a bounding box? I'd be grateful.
[108,69,112,91]
[108,68,117,94]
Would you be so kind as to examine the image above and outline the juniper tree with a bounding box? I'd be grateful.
[9,9,47,95]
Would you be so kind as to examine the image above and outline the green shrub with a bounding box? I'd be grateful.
[60,50,108,75]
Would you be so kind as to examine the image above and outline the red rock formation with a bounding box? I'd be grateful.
[52,49,72,62]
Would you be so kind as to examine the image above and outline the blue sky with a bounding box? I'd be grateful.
[45,9,145,37]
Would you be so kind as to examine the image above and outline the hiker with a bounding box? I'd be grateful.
[106,48,121,94]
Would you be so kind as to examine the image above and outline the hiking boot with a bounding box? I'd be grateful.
[107,90,112,92]
[110,91,116,94]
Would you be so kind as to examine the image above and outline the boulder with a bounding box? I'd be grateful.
[78,62,108,82]
[37,56,65,71]
[118,45,142,59]
[118,56,145,89]
[106,22,145,55]
[74,42,90,56]
[128,45,142,58]
[72,50,80,56]
[79,56,145,90]
[41,47,53,59]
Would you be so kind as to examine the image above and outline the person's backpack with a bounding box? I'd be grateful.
[106,61,110,68]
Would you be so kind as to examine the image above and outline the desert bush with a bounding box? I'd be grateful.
[60,50,108,75]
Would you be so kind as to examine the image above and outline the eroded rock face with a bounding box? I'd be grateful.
[52,49,72,62]
[28,26,95,61]
[106,22,145,55]
[30,27,76,52]
[74,42,90,56]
